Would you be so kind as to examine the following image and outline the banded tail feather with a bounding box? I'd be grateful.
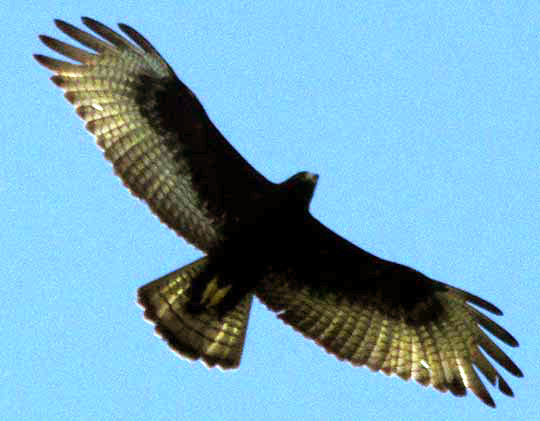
[138,257,253,368]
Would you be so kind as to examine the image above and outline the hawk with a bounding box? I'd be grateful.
[35,17,522,407]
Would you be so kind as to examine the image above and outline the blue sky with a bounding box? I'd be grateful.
[3,2,539,420]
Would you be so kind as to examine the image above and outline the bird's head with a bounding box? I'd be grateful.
[280,171,319,212]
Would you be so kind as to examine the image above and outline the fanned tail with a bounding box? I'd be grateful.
[138,257,253,369]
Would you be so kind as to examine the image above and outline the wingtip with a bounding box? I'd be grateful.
[33,53,45,63]
[117,23,132,33]
[54,18,68,29]
[479,391,496,408]
[54,19,79,37]
[508,335,519,348]
[81,16,101,29]
[37,34,54,46]
[50,75,64,87]
[463,290,503,315]
[33,54,54,70]
[497,377,514,397]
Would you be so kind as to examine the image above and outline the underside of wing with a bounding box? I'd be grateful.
[256,217,522,407]
[35,18,272,252]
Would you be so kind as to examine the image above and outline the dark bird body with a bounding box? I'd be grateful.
[35,18,522,407]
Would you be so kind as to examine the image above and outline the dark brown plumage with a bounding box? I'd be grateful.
[35,17,522,407]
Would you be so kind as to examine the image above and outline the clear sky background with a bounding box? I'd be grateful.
[3,2,539,420]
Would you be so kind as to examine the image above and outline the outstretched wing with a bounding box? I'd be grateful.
[35,18,272,252]
[256,217,522,407]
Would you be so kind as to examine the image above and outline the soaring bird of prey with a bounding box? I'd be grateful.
[35,17,522,407]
